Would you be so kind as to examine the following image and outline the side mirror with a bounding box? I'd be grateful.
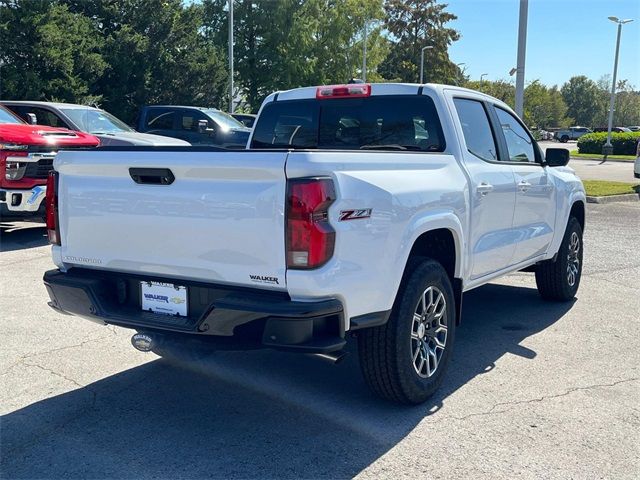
[545,148,570,167]
[197,120,208,134]
[27,113,38,125]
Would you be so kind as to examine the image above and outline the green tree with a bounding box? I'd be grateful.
[379,0,460,84]
[523,80,569,129]
[0,0,106,102]
[203,0,386,112]
[614,80,640,127]
[561,75,604,127]
[64,0,228,122]
[464,79,515,105]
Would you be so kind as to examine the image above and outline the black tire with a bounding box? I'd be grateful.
[358,259,456,404]
[560,135,569,143]
[535,216,583,301]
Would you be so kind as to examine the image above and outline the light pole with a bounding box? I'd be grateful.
[456,63,466,86]
[603,16,634,158]
[420,46,433,84]
[514,0,529,118]
[362,20,368,82]
[228,0,234,113]
[480,73,488,83]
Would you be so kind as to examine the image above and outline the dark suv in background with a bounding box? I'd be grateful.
[135,106,251,148]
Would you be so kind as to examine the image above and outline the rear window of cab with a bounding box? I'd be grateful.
[251,95,445,152]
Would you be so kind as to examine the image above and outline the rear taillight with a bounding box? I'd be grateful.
[286,178,336,269]
[45,171,60,245]
[316,84,371,99]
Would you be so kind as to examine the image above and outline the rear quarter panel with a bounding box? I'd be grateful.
[285,150,468,326]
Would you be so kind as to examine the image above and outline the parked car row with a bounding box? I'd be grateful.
[553,125,638,142]
[0,100,256,221]
[0,105,100,220]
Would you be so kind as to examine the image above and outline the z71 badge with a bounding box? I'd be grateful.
[339,209,372,221]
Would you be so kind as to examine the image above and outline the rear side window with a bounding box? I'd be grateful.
[453,98,498,162]
[11,106,68,128]
[145,109,174,130]
[251,95,445,152]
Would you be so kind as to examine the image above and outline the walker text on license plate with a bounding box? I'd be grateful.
[141,281,187,316]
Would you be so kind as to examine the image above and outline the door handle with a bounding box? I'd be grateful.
[477,182,494,196]
[518,180,532,192]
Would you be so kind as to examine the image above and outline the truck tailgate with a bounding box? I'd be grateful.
[54,150,288,290]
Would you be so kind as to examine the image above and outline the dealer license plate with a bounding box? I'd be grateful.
[141,281,188,316]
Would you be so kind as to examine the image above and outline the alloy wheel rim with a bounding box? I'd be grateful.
[567,231,580,287]
[411,286,448,378]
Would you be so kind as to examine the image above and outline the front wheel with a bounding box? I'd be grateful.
[560,135,569,143]
[535,217,583,301]
[358,259,456,404]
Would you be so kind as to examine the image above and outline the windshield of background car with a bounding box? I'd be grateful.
[205,110,246,130]
[250,95,445,151]
[61,108,134,133]
[0,106,24,124]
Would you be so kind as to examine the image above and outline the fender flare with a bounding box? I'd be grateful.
[398,211,465,278]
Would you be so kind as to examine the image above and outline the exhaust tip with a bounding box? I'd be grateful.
[131,333,155,352]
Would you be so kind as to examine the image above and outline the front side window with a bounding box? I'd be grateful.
[251,95,445,152]
[453,98,498,161]
[179,110,212,132]
[495,107,535,163]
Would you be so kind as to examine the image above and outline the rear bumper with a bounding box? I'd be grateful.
[43,268,345,353]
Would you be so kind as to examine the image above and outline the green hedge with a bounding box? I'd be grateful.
[577,131,640,155]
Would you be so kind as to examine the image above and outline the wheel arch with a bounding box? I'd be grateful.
[570,200,585,232]
[399,219,464,325]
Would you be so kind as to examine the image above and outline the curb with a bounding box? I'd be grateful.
[586,193,640,204]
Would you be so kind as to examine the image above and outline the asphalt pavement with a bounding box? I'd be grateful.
[538,140,638,183]
[1,203,639,479]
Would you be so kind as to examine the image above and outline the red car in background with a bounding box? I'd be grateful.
[0,105,100,220]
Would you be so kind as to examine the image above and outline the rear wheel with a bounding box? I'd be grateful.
[560,135,569,143]
[535,217,583,301]
[358,259,456,404]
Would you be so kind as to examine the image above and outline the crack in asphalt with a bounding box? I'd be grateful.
[439,377,640,422]
[0,328,120,377]
[21,361,87,390]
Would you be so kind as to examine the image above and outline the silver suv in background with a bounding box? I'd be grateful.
[2,101,190,147]
[554,126,592,143]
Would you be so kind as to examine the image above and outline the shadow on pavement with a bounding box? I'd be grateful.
[1,283,574,479]
[0,223,47,252]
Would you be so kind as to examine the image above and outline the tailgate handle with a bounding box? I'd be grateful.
[129,168,175,185]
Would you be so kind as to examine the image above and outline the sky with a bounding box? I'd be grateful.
[445,0,640,87]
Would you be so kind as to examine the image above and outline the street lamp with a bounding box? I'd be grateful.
[603,16,634,157]
[480,73,488,83]
[420,46,433,84]
[514,0,529,118]
[228,0,234,113]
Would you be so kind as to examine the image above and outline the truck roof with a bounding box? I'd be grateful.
[264,83,511,111]
[142,105,224,111]
[1,101,102,111]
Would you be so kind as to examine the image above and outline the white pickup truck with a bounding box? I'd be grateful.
[43,83,585,404]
